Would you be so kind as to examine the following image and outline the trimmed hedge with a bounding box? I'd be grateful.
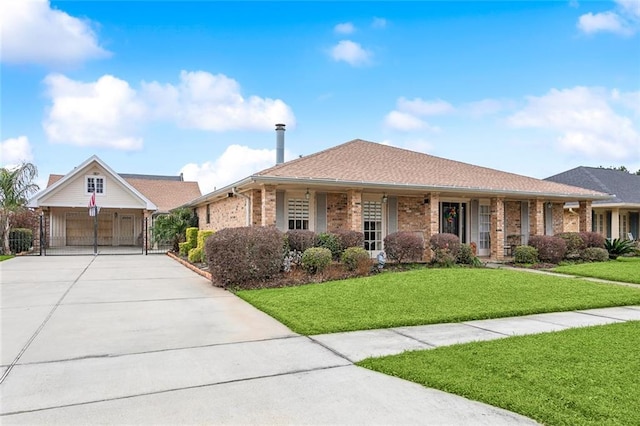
[188,247,203,263]
[580,232,606,248]
[286,230,316,253]
[178,242,190,256]
[189,230,214,263]
[514,245,539,264]
[341,246,371,271]
[332,230,365,252]
[557,232,585,259]
[206,226,285,288]
[9,228,33,254]
[581,247,609,262]
[384,231,425,263]
[185,227,198,250]
[315,233,342,260]
[301,247,332,274]
[528,235,567,264]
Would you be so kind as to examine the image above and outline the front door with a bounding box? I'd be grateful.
[118,215,135,246]
[441,202,466,243]
[363,200,383,257]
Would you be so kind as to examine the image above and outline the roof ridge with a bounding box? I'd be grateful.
[581,167,614,194]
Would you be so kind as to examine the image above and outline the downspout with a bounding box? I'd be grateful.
[232,187,251,226]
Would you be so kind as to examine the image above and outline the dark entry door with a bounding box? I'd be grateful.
[441,202,466,243]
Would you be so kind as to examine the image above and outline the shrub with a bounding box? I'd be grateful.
[341,246,371,271]
[384,231,425,263]
[432,248,456,267]
[301,247,332,274]
[528,235,567,264]
[178,242,190,256]
[185,227,199,251]
[514,245,539,264]
[581,247,609,262]
[429,233,461,257]
[283,250,303,272]
[456,243,475,265]
[197,230,214,249]
[332,230,365,251]
[604,238,636,259]
[580,232,606,248]
[188,247,203,263]
[9,228,33,253]
[557,232,586,259]
[315,233,342,260]
[206,226,285,288]
[286,230,316,253]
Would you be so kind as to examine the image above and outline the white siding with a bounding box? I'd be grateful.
[41,165,146,209]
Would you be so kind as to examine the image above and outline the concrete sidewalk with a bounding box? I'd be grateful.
[312,306,640,362]
[0,255,536,425]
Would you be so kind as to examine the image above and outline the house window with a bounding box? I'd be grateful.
[287,198,309,230]
[206,204,211,224]
[479,205,490,250]
[86,176,105,194]
[621,214,628,239]
[363,200,383,252]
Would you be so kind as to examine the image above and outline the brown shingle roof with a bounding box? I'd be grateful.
[256,140,607,197]
[47,173,201,212]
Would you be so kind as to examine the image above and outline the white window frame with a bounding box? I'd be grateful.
[362,195,385,255]
[86,176,106,195]
[286,193,313,231]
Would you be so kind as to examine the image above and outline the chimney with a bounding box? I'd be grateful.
[275,123,285,164]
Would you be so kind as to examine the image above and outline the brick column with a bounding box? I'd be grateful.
[529,199,545,236]
[490,197,504,261]
[143,210,153,252]
[578,200,592,232]
[261,185,277,226]
[552,203,564,235]
[347,190,362,232]
[251,189,262,226]
[425,192,440,261]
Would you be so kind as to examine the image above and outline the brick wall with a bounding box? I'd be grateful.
[504,201,521,239]
[261,185,276,226]
[197,196,247,231]
[578,201,592,232]
[251,189,262,226]
[563,210,580,232]
[347,190,362,232]
[552,203,564,234]
[529,199,544,236]
[397,196,426,231]
[326,192,349,231]
[490,197,505,260]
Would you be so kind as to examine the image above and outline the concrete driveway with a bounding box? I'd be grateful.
[0,255,536,425]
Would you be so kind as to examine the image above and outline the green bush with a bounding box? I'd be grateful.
[431,248,456,267]
[581,247,609,262]
[301,247,332,274]
[185,227,198,250]
[315,233,342,260]
[9,228,33,253]
[197,230,214,248]
[456,243,475,265]
[514,245,539,264]
[188,247,203,263]
[557,232,586,259]
[178,242,190,256]
[341,246,371,271]
[206,226,285,288]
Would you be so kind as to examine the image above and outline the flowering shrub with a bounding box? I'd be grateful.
[341,247,371,272]
[514,245,539,264]
[385,231,425,263]
[206,226,285,288]
[580,232,606,248]
[286,230,316,253]
[528,235,567,264]
[315,233,342,260]
[332,230,365,252]
[301,247,332,274]
[283,250,303,272]
[581,247,609,262]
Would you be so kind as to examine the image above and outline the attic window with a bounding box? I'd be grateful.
[86,176,105,194]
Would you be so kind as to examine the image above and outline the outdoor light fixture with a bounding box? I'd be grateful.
[424,196,430,205]
[547,202,553,208]
[382,194,388,203]
[305,189,310,200]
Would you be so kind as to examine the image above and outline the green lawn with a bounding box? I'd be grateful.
[236,268,640,334]
[554,257,640,284]
[359,321,640,426]
[0,255,14,262]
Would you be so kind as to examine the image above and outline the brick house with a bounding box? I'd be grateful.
[545,167,639,240]
[28,155,201,249]
[184,136,608,261]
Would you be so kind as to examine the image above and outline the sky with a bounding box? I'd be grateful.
[1,0,639,196]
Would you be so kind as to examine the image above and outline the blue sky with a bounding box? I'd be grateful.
[2,0,639,194]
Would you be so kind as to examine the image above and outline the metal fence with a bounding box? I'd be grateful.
[4,216,172,256]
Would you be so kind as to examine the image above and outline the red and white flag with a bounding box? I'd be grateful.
[88,192,96,216]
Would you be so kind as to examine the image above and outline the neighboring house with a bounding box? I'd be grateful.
[545,167,640,241]
[27,155,201,249]
[183,133,609,261]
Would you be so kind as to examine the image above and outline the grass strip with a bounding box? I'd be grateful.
[358,321,640,426]
[554,257,640,284]
[237,268,640,334]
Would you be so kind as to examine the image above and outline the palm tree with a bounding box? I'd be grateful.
[151,208,196,252]
[0,163,40,254]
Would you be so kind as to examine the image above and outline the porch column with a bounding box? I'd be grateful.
[529,199,545,236]
[143,210,153,252]
[347,189,362,232]
[490,197,504,260]
[426,192,440,260]
[611,208,620,239]
[261,185,277,226]
[578,200,592,232]
[552,203,564,235]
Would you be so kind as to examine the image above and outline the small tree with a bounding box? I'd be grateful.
[1,163,40,254]
[151,208,196,252]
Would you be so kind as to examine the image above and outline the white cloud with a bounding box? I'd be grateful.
[180,145,294,194]
[141,71,295,131]
[384,97,453,132]
[330,40,372,66]
[463,98,511,117]
[1,136,34,167]
[0,0,110,66]
[508,86,640,161]
[334,22,355,34]
[611,89,640,114]
[43,74,146,151]
[372,17,387,29]
[577,0,640,36]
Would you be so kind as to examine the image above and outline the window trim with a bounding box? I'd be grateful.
[86,175,106,195]
[285,192,313,231]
